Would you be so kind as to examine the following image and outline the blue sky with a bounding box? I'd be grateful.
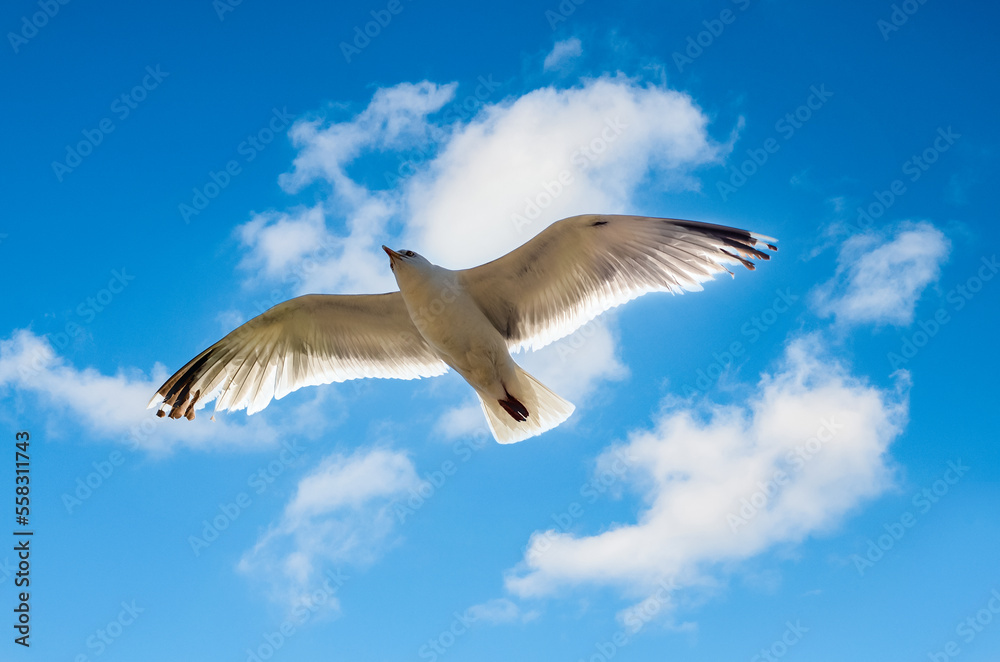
[2,0,998,660]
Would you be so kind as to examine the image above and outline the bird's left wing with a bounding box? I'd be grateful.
[458,215,777,352]
[148,293,448,419]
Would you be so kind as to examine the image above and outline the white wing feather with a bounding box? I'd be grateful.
[458,215,777,352]
[148,293,447,419]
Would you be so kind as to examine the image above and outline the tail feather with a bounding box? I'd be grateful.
[477,366,575,444]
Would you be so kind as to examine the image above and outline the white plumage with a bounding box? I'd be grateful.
[149,214,776,443]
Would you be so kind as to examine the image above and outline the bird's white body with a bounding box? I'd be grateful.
[392,263,495,384]
[388,250,575,442]
[149,214,776,443]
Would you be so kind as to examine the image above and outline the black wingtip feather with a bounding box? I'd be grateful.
[719,248,756,270]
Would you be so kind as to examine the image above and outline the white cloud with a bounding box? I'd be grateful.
[236,75,726,297]
[237,204,329,281]
[0,329,286,453]
[543,37,583,71]
[812,222,951,326]
[238,447,423,613]
[279,81,457,196]
[504,334,908,599]
[237,201,398,295]
[436,401,486,440]
[286,448,420,518]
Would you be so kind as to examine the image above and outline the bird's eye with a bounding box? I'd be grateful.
[405,250,415,257]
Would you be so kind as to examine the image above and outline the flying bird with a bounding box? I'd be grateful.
[149,215,776,443]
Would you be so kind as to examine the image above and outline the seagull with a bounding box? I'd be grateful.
[149,215,776,443]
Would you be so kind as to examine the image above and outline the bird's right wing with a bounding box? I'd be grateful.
[148,293,448,419]
[458,215,776,352]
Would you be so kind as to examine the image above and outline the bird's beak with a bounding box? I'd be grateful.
[382,246,402,272]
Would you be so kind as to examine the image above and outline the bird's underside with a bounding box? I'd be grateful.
[148,214,776,442]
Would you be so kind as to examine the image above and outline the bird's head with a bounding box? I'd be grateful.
[382,246,432,275]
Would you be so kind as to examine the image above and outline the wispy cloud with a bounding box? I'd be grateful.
[238,446,424,614]
[237,204,331,283]
[466,597,538,624]
[280,80,458,195]
[543,37,583,71]
[812,221,951,327]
